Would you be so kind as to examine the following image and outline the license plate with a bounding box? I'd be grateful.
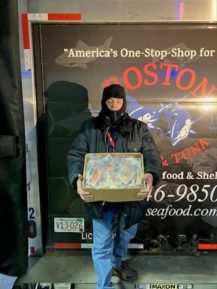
[54,217,84,233]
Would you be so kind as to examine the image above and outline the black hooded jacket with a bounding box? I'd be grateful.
[67,113,161,228]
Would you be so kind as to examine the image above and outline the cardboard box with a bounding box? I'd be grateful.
[82,153,145,202]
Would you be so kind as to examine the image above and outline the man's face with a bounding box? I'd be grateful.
[106,98,123,111]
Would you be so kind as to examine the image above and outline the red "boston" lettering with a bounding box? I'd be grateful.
[120,63,217,97]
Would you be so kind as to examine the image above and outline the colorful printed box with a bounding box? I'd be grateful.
[82,153,145,202]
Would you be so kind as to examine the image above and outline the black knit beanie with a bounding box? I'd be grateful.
[101,84,126,111]
[99,84,127,126]
[96,84,131,134]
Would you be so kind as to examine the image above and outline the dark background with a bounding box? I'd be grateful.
[33,23,217,249]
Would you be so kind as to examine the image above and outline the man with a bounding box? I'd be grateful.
[67,84,161,289]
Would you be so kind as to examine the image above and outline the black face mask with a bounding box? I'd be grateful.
[97,109,131,137]
[100,104,126,126]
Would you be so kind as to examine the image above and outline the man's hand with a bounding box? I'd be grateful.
[137,173,153,200]
[77,175,94,202]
